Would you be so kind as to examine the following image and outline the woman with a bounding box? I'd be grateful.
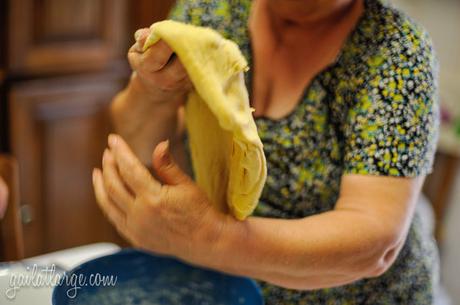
[92,0,440,303]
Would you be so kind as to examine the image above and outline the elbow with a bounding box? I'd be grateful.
[335,214,406,280]
[361,228,404,278]
[272,229,405,290]
[365,243,401,278]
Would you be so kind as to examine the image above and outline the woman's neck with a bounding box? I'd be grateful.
[248,0,365,118]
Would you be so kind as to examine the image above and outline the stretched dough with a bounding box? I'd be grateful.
[143,20,266,220]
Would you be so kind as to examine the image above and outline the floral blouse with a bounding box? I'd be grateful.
[170,0,440,304]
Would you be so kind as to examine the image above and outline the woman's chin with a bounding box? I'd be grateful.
[267,0,355,25]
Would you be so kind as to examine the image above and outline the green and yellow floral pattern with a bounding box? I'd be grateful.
[170,0,440,304]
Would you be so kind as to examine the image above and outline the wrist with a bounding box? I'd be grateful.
[188,206,234,267]
[128,72,161,103]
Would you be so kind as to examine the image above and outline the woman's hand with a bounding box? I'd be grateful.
[92,134,222,259]
[128,28,192,104]
[110,28,193,167]
[92,135,423,290]
[0,177,8,219]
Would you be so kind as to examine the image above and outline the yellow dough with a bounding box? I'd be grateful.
[143,20,267,220]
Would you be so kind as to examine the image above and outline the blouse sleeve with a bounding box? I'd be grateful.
[342,25,440,177]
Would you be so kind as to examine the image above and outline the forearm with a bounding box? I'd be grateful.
[188,208,401,290]
[111,73,186,165]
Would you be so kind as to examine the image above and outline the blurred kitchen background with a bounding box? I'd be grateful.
[0,0,459,303]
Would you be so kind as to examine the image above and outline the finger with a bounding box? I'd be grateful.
[127,45,177,79]
[93,168,127,231]
[127,51,143,72]
[161,56,191,89]
[164,54,186,74]
[102,149,135,214]
[108,134,161,194]
[128,29,150,54]
[128,43,171,69]
[152,140,192,186]
[144,56,190,92]
[142,40,175,72]
[134,28,150,51]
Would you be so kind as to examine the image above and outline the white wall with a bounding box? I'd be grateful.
[443,173,460,304]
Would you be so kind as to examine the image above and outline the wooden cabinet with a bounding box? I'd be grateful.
[7,0,127,76]
[9,74,126,256]
[1,0,176,258]
[129,0,175,30]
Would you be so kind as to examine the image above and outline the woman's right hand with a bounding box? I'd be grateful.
[127,28,192,106]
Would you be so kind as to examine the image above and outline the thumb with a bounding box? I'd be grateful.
[152,140,191,186]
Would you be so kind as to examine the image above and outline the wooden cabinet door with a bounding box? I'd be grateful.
[9,74,126,256]
[0,82,7,152]
[129,0,176,31]
[8,0,127,76]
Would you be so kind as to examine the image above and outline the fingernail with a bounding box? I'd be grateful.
[108,134,118,147]
[134,29,143,41]
[161,140,171,165]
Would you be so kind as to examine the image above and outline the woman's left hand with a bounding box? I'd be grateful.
[92,134,221,259]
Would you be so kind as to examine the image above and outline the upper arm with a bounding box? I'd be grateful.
[338,18,439,214]
[335,174,425,277]
[342,20,439,178]
[335,20,439,270]
[336,174,424,245]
